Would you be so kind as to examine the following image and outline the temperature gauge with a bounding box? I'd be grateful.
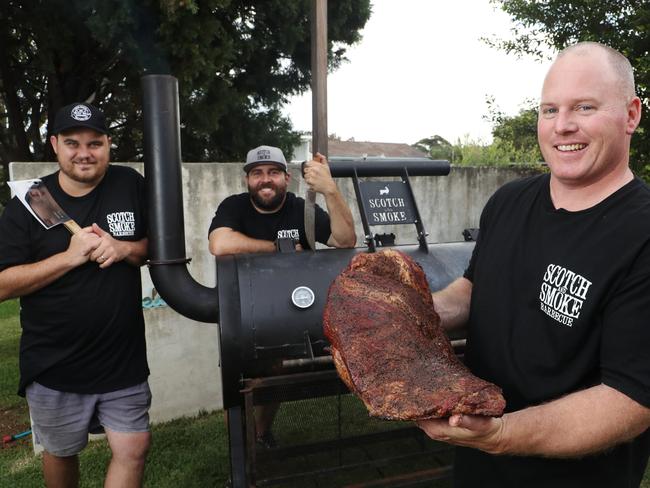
[291,286,315,309]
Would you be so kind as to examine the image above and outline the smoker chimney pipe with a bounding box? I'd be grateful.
[141,74,219,323]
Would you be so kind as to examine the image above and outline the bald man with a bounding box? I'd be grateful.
[417,42,650,487]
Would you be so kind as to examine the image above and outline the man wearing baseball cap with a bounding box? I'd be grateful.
[208,145,356,255]
[208,144,356,448]
[0,102,151,486]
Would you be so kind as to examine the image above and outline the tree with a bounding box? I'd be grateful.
[413,135,454,161]
[490,0,650,174]
[0,0,371,203]
[415,100,542,166]
[449,135,541,166]
[485,97,542,163]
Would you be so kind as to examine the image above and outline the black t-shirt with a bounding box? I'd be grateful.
[457,173,650,487]
[0,165,149,395]
[208,192,332,250]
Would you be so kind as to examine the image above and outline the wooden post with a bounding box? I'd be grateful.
[311,0,328,158]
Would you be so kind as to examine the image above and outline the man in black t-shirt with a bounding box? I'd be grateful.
[0,103,150,487]
[416,43,650,487]
[209,145,356,255]
[208,145,356,447]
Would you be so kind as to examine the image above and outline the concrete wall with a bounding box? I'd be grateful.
[9,161,541,423]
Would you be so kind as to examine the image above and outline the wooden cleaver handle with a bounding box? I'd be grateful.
[63,219,83,235]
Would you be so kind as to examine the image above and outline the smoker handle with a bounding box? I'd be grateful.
[328,158,450,177]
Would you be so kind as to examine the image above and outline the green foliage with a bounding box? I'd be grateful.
[451,135,542,166]
[418,98,543,166]
[416,126,542,167]
[490,0,650,173]
[0,0,371,174]
[485,97,543,162]
[413,135,454,160]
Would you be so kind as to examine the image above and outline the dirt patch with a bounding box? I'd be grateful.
[1,405,31,449]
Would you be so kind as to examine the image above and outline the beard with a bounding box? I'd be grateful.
[60,160,108,185]
[249,183,287,211]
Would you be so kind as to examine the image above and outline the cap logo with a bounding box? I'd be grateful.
[257,149,271,160]
[70,104,92,121]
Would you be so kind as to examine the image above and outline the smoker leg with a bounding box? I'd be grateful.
[244,388,256,484]
[227,406,249,488]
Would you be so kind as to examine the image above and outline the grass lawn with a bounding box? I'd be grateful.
[1,298,650,487]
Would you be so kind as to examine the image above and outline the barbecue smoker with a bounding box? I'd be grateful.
[143,75,475,488]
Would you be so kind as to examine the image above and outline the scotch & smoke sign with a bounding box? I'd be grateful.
[359,181,416,226]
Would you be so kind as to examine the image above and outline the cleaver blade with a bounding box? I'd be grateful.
[7,179,82,234]
[301,161,316,251]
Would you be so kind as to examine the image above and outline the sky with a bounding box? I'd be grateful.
[282,0,555,146]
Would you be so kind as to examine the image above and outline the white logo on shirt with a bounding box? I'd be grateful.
[106,211,136,237]
[277,229,299,239]
[539,264,592,327]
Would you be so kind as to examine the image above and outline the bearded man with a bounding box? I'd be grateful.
[208,145,356,255]
[207,144,355,448]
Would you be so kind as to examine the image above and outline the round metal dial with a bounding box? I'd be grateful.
[291,286,315,309]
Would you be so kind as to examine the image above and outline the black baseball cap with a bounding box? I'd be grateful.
[51,103,109,135]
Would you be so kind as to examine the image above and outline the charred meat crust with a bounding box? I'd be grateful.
[324,249,506,420]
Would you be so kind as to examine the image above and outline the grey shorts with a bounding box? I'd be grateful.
[26,381,151,457]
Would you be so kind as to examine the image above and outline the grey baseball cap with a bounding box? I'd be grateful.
[51,103,109,135]
[244,145,288,173]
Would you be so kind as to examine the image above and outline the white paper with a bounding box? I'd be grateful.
[7,179,57,229]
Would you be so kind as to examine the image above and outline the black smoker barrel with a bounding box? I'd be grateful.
[217,244,472,487]
[217,244,472,410]
[141,74,475,487]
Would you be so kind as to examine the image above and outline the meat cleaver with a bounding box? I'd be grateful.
[301,161,317,251]
[7,179,82,234]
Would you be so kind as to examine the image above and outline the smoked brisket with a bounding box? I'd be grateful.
[323,249,505,420]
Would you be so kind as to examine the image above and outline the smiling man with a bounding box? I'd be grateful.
[417,42,650,487]
[208,145,356,256]
[208,144,356,448]
[0,103,150,488]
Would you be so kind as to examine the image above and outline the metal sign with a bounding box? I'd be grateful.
[358,181,416,226]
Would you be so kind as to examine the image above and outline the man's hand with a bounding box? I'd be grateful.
[420,384,650,459]
[303,152,356,248]
[65,226,101,267]
[89,223,128,268]
[303,152,337,196]
[416,414,506,455]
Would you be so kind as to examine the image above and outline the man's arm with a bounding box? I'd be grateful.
[0,226,100,302]
[90,224,148,268]
[304,153,356,248]
[324,189,356,248]
[425,278,650,457]
[431,277,472,332]
[417,383,650,458]
[208,227,276,256]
